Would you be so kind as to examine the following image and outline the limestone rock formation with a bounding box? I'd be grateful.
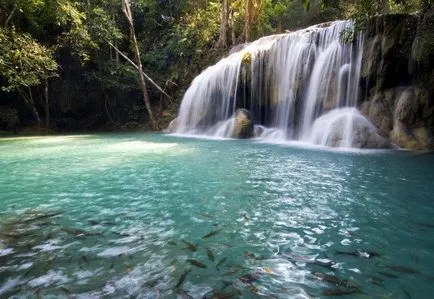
[390,88,433,149]
[359,10,434,150]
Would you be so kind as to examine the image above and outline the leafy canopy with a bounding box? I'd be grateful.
[0,28,57,92]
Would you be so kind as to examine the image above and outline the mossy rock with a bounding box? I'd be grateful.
[391,125,431,150]
[241,52,252,65]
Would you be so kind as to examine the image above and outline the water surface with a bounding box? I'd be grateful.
[1,133,433,298]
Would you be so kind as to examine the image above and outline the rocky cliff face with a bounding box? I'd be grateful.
[360,10,434,150]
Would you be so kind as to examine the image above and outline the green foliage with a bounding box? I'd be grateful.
[87,7,122,45]
[265,0,340,31]
[55,0,95,62]
[302,0,340,11]
[0,0,98,63]
[0,28,57,92]
[341,0,433,30]
[302,0,312,10]
[390,0,433,13]
[175,1,221,54]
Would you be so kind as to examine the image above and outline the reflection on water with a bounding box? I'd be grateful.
[1,133,434,298]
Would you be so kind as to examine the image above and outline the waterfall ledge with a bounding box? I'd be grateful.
[169,20,391,149]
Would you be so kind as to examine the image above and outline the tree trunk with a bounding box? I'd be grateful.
[104,92,119,126]
[244,0,252,42]
[216,0,229,48]
[21,88,41,127]
[5,4,17,27]
[45,80,49,130]
[243,0,263,43]
[230,8,236,46]
[112,8,119,64]
[122,0,157,129]
[107,40,171,99]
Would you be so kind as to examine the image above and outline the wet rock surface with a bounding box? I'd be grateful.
[231,109,254,139]
[360,10,434,150]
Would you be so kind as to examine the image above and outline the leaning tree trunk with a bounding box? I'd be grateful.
[122,0,156,129]
[5,4,17,27]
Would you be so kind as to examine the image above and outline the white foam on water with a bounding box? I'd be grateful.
[0,248,14,257]
[0,277,21,296]
[17,262,33,271]
[28,270,69,288]
[97,246,133,257]
[75,270,95,280]
[33,242,64,252]
[341,238,352,246]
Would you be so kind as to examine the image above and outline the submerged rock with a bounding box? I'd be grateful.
[231,109,254,139]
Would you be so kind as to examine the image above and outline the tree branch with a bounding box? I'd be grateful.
[106,40,172,99]
[107,40,137,68]
[5,4,17,27]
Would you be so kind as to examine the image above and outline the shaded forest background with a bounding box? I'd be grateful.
[0,0,432,133]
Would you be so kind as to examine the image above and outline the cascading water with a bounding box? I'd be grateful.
[172,21,387,148]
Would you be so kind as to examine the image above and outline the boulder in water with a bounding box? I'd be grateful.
[231,109,254,139]
[307,108,391,149]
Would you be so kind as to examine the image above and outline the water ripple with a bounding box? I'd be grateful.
[0,134,434,297]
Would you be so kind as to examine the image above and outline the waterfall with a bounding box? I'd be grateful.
[171,21,387,148]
